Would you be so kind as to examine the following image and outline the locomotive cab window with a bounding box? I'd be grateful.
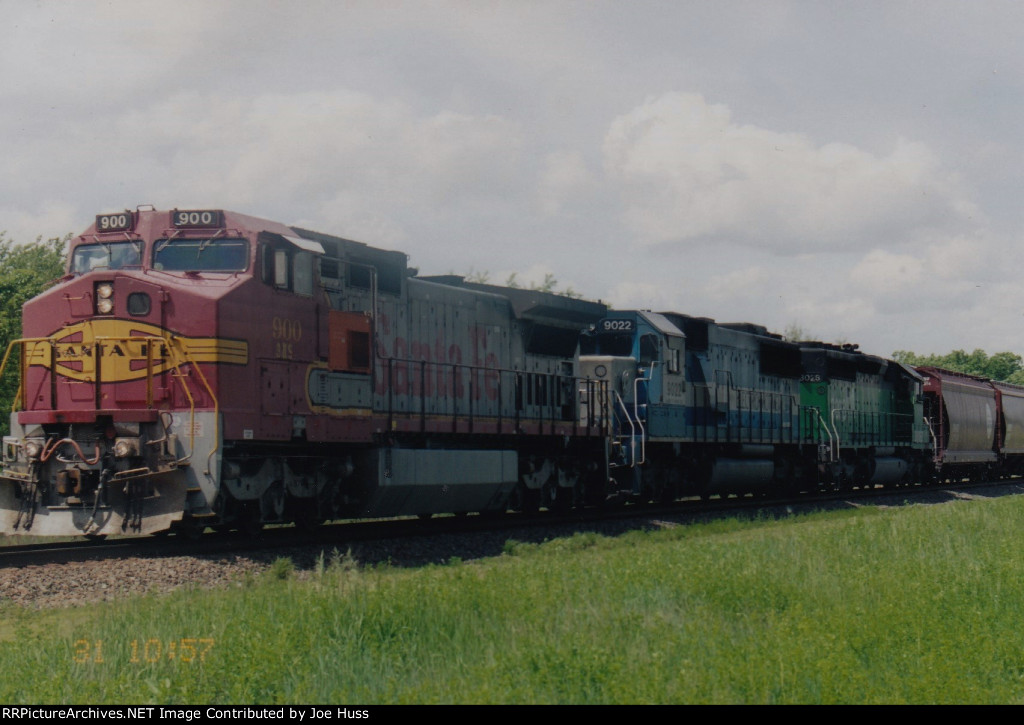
[667,347,681,374]
[581,322,636,357]
[639,334,659,367]
[153,237,248,272]
[293,252,314,296]
[72,241,143,273]
[262,244,315,297]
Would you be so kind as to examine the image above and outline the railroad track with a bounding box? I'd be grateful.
[3,478,1023,570]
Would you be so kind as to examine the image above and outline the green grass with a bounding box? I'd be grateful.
[3,498,1024,703]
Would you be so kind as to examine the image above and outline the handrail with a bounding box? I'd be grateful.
[576,378,610,435]
[0,337,54,413]
[804,406,835,462]
[376,354,590,430]
[632,363,656,466]
[164,336,220,474]
[709,368,800,445]
[829,408,917,454]
[93,336,166,410]
[0,331,221,476]
[611,389,637,467]
[829,408,843,461]
[923,414,938,461]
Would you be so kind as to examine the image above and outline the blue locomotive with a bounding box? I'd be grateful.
[579,310,932,500]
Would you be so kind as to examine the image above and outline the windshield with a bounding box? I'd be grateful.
[153,237,249,272]
[71,242,144,273]
[580,331,635,357]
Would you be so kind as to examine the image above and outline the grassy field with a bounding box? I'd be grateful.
[2,495,1024,704]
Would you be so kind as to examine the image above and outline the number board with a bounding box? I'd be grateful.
[95,212,134,232]
[172,209,224,229]
[600,319,635,332]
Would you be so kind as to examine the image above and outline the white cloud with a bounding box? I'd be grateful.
[536,151,595,216]
[0,202,79,245]
[849,250,925,292]
[49,90,529,246]
[608,280,682,313]
[602,92,981,253]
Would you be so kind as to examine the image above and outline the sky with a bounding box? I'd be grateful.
[2,0,1023,358]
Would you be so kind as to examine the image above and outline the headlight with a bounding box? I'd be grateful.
[24,441,42,460]
[95,282,114,314]
[113,438,140,458]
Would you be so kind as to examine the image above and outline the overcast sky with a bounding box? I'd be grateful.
[3,0,1023,358]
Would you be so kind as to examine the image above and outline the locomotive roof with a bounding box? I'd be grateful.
[897,362,925,382]
[421,276,608,327]
[290,226,408,268]
[798,339,917,376]
[634,311,685,338]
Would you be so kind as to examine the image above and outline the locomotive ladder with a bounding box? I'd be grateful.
[609,390,641,468]
[607,368,652,469]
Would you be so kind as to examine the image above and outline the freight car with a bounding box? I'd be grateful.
[916,367,1024,481]
[0,207,610,537]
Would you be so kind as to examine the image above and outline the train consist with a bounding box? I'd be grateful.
[0,206,1021,537]
[580,314,1024,500]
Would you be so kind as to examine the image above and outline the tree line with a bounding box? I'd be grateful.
[891,348,1024,385]
[784,322,1024,385]
[0,233,67,435]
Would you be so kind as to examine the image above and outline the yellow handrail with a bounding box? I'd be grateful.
[0,332,221,478]
[163,335,221,474]
[0,337,54,413]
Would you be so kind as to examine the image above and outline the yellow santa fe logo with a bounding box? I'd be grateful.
[24,319,248,383]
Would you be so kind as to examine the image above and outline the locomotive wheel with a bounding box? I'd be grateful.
[509,482,540,513]
[240,512,264,537]
[175,522,205,541]
[546,483,572,514]
[293,503,324,533]
[657,482,676,505]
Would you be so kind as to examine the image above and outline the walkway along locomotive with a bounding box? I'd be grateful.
[0,207,610,536]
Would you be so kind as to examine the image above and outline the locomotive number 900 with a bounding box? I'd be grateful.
[95,213,133,231]
[272,317,302,360]
[172,209,224,228]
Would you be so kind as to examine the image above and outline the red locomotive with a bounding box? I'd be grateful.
[0,207,609,536]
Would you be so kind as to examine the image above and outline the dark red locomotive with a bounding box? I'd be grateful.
[0,207,609,536]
